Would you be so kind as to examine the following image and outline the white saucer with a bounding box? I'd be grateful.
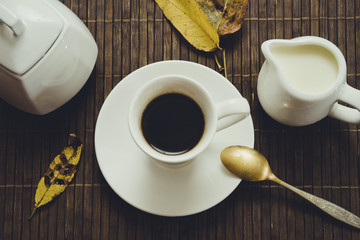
[94,60,254,217]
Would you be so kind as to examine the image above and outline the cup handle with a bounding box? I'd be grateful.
[328,84,360,124]
[0,4,25,36]
[216,98,250,131]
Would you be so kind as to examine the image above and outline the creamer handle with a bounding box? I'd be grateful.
[0,4,25,35]
[329,84,360,124]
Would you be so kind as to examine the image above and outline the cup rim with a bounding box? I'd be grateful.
[128,74,217,165]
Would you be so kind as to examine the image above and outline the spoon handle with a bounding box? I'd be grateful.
[270,174,360,229]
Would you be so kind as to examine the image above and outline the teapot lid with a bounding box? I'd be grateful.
[0,0,63,75]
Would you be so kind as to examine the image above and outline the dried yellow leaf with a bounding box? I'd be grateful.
[155,0,248,52]
[216,0,248,36]
[29,134,83,219]
[193,0,249,36]
[155,0,220,52]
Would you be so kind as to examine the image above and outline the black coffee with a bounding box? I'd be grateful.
[141,93,205,155]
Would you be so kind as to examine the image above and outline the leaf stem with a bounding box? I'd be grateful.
[222,48,227,79]
[214,49,228,79]
[214,53,223,71]
[28,207,37,220]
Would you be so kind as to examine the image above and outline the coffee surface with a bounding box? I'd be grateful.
[141,93,205,155]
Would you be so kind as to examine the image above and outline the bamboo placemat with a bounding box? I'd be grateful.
[0,0,359,239]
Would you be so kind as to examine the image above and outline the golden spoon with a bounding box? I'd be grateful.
[221,145,360,229]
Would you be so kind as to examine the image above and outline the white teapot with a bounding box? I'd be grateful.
[0,0,98,115]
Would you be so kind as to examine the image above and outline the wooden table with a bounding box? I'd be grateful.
[1,0,360,239]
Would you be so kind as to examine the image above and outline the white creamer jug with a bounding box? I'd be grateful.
[0,0,98,115]
[257,36,360,126]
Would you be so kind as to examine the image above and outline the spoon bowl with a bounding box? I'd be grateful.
[221,145,272,181]
[220,145,360,229]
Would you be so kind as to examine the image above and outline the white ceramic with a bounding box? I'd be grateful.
[128,74,250,166]
[257,36,360,126]
[0,0,98,115]
[95,61,254,216]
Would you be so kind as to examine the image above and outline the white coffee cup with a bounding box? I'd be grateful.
[257,36,360,126]
[128,74,250,165]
